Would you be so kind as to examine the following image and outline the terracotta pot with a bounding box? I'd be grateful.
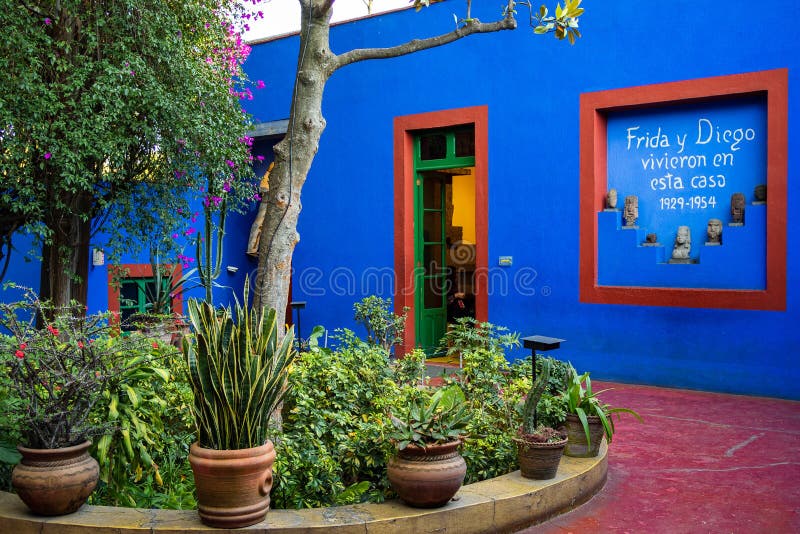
[516,435,567,480]
[188,441,276,528]
[387,440,466,508]
[564,413,606,457]
[12,440,98,516]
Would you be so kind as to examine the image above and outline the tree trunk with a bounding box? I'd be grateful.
[39,211,90,310]
[254,0,335,317]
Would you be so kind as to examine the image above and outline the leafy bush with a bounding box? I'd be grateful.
[353,296,408,351]
[89,339,196,508]
[272,330,400,508]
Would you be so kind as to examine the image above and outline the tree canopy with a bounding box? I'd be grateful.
[0,0,258,305]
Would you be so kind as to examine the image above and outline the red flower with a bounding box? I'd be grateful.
[15,350,24,359]
[78,341,84,349]
[19,343,27,350]
[46,324,59,336]
[152,342,159,349]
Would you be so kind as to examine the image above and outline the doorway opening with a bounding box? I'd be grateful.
[394,107,488,358]
[414,128,477,354]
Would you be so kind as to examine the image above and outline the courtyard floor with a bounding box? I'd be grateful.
[524,381,800,533]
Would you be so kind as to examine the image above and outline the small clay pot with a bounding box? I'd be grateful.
[564,414,606,457]
[12,440,99,516]
[189,441,276,528]
[387,440,466,508]
[517,435,568,480]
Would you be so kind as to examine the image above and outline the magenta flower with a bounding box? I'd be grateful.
[256,80,265,89]
[44,152,52,160]
[256,155,265,162]
[44,18,52,25]
[223,182,231,193]
[225,159,235,168]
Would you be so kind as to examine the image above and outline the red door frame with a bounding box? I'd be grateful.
[394,106,489,356]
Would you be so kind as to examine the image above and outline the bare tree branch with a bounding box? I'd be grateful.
[332,12,517,71]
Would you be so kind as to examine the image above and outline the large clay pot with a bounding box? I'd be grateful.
[188,441,276,528]
[564,413,606,457]
[387,440,466,508]
[517,435,567,480]
[12,440,99,516]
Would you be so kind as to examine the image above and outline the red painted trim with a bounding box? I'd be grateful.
[394,106,490,356]
[107,263,184,322]
[579,69,787,310]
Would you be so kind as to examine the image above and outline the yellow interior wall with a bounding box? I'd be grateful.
[451,169,475,244]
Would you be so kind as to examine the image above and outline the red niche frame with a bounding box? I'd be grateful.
[107,263,184,320]
[394,106,490,357]
[579,69,787,310]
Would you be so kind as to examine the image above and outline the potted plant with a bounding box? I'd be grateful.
[563,364,641,457]
[0,288,151,515]
[183,278,296,528]
[515,359,568,479]
[386,384,472,508]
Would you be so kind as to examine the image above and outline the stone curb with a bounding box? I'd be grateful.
[0,443,606,533]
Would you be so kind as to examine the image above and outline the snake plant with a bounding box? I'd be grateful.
[183,278,296,450]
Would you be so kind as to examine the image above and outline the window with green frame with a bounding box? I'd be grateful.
[118,277,170,326]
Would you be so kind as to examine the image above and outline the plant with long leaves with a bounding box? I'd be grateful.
[564,364,642,446]
[389,385,473,450]
[183,278,296,450]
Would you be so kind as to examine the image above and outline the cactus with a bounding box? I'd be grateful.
[521,358,552,435]
[196,198,226,304]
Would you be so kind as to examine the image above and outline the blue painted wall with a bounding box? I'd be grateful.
[242,0,800,398]
[4,1,797,399]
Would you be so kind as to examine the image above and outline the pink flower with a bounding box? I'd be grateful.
[44,152,51,160]
[255,155,265,162]
[44,18,52,25]
[225,159,235,168]
[223,182,231,192]
[15,350,24,359]
[256,80,265,89]
[171,233,179,240]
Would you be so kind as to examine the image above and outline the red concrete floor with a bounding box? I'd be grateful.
[522,382,800,534]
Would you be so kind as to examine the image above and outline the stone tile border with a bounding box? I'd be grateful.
[0,443,606,533]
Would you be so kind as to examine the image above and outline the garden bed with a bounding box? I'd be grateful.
[0,442,606,533]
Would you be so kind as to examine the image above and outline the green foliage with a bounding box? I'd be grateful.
[90,340,195,508]
[272,331,399,508]
[392,348,427,387]
[353,296,408,351]
[388,385,472,450]
[564,363,642,444]
[440,317,520,360]
[183,278,297,450]
[526,1,584,44]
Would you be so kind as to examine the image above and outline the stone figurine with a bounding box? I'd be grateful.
[671,226,691,260]
[754,184,767,203]
[646,233,657,243]
[730,192,745,225]
[706,219,722,245]
[606,188,618,210]
[623,195,638,226]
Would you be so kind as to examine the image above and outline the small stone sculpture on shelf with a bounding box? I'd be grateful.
[605,188,618,210]
[622,195,638,227]
[753,184,767,205]
[706,219,722,245]
[730,192,745,225]
[642,233,659,247]
[670,226,692,263]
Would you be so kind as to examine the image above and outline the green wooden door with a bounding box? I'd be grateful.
[413,129,475,354]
